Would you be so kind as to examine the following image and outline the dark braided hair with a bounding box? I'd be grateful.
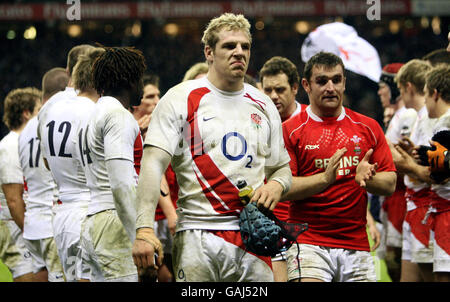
[92,46,146,96]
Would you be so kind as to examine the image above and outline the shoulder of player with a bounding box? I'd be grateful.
[344,108,381,128]
[95,98,138,129]
[282,110,309,139]
[161,79,206,103]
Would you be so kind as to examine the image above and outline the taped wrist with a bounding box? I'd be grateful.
[136,228,162,253]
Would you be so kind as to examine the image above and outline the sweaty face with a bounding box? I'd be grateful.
[208,29,251,82]
[378,82,391,109]
[303,64,346,117]
[140,84,160,115]
[262,72,298,120]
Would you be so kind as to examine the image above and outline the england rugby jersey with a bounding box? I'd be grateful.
[283,106,396,251]
[83,96,142,215]
[385,106,417,144]
[404,106,438,211]
[0,131,23,220]
[145,77,290,231]
[19,117,58,240]
[38,94,94,205]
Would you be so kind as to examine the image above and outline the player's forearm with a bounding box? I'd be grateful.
[136,146,171,230]
[281,172,330,201]
[2,183,25,231]
[265,163,292,195]
[106,159,137,242]
[365,171,397,196]
[409,162,435,184]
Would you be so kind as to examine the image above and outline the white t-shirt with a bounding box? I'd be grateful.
[18,117,58,239]
[145,77,290,231]
[404,106,437,192]
[38,94,94,205]
[385,106,417,144]
[0,131,23,220]
[83,96,140,216]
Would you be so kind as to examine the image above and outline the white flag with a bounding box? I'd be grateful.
[301,22,382,82]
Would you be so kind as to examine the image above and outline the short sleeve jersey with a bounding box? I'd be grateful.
[404,106,438,210]
[283,106,396,251]
[145,77,290,231]
[38,93,95,204]
[18,116,58,239]
[0,131,23,220]
[83,96,141,215]
[385,106,417,143]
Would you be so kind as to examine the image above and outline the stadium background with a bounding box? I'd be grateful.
[0,0,449,282]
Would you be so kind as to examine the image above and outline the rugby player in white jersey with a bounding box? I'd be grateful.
[18,85,64,281]
[38,48,102,282]
[394,65,450,281]
[0,88,38,282]
[390,59,436,281]
[78,46,147,282]
[132,13,292,282]
[377,63,417,281]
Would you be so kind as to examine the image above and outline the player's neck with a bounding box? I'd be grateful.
[78,89,99,103]
[106,90,131,109]
[435,101,450,119]
[282,101,297,121]
[411,96,425,112]
[207,71,244,92]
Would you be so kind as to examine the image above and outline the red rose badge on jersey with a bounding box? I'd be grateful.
[251,113,262,129]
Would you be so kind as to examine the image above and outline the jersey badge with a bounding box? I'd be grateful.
[251,113,262,129]
[350,135,362,154]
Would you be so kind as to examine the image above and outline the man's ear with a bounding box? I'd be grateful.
[301,78,311,94]
[204,45,213,63]
[432,88,440,102]
[22,110,32,121]
[291,82,299,95]
[406,82,414,94]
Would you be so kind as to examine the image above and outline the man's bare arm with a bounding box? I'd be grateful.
[133,145,171,271]
[2,183,25,231]
[281,148,347,201]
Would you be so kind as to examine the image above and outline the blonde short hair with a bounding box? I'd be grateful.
[72,47,105,92]
[201,13,251,50]
[182,62,209,82]
[395,59,432,94]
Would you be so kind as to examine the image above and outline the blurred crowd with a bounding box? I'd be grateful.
[1,15,449,139]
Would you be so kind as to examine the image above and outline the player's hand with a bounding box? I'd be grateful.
[250,180,284,212]
[132,228,163,276]
[393,145,417,174]
[324,147,347,185]
[167,212,177,236]
[397,136,415,155]
[367,221,381,251]
[355,149,378,188]
[137,114,152,133]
